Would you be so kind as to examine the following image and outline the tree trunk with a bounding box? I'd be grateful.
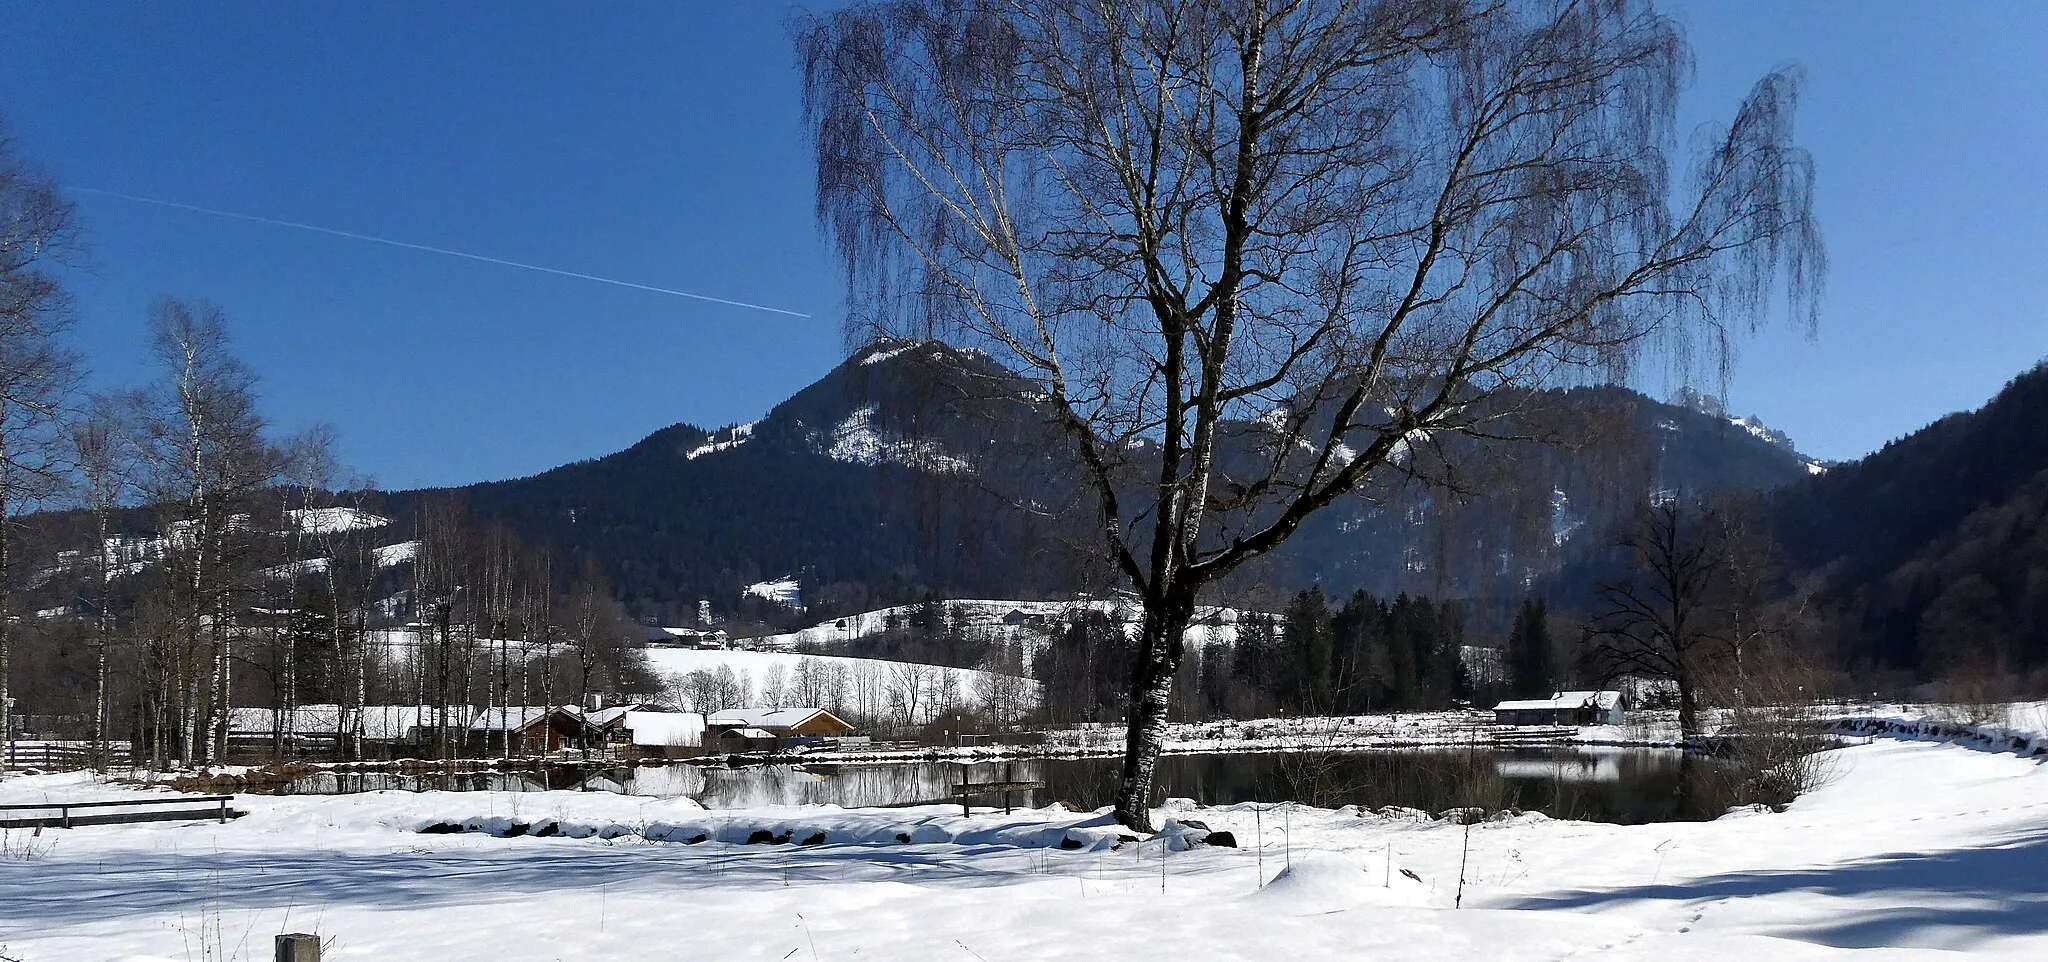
[0,503,12,777]
[1113,600,1195,833]
[1676,673,1700,741]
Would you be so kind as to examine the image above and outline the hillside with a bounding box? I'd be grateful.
[1772,361,2048,677]
[375,340,1824,626]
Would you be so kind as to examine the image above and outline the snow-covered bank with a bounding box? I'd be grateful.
[3,714,2045,960]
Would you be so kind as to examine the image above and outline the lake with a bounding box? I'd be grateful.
[276,747,1747,824]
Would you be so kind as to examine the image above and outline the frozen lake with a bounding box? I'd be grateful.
[274,747,1741,823]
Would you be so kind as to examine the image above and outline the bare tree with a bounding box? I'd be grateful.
[1582,496,1724,737]
[798,0,1822,829]
[68,394,135,769]
[0,123,80,773]
[134,297,275,765]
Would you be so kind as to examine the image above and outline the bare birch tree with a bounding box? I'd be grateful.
[0,124,79,773]
[68,394,135,769]
[798,0,1823,829]
[135,298,275,764]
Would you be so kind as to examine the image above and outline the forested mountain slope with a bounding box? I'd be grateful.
[387,340,1821,626]
[1773,361,2048,676]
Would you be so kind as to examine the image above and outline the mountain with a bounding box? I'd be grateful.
[1771,361,2048,677]
[384,340,1086,626]
[386,340,1822,625]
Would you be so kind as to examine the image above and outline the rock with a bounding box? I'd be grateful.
[799,832,826,846]
[1058,835,1085,850]
[1176,819,1210,831]
[745,829,778,845]
[686,833,709,844]
[418,822,463,835]
[532,822,559,837]
[1202,830,1237,848]
[502,822,529,837]
[894,832,913,843]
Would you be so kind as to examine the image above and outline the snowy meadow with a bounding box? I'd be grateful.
[2,707,2044,961]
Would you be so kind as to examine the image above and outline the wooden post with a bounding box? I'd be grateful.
[61,804,71,830]
[218,797,229,823]
[275,933,320,962]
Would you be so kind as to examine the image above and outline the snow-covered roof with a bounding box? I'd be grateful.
[622,710,705,747]
[1494,690,1622,712]
[707,708,834,730]
[585,705,639,727]
[471,706,579,732]
[227,706,346,735]
[721,727,777,740]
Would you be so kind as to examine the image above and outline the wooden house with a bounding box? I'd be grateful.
[1492,691,1625,727]
[470,706,586,753]
[706,707,856,739]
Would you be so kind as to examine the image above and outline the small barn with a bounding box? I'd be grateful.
[617,710,707,759]
[1492,691,1625,727]
[713,726,780,753]
[706,708,856,739]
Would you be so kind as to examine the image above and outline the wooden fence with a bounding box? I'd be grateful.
[0,795,237,830]
[2,741,132,772]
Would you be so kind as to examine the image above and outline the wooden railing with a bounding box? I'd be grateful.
[0,794,237,829]
[3,742,133,772]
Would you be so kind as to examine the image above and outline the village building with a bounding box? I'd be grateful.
[615,710,707,759]
[706,707,856,738]
[712,726,780,753]
[1492,690,1626,727]
[469,706,587,754]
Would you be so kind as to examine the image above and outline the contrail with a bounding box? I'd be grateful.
[74,187,811,318]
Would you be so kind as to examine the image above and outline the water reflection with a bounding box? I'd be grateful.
[276,749,1739,824]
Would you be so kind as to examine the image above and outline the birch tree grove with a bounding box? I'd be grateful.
[135,298,275,764]
[798,0,1823,830]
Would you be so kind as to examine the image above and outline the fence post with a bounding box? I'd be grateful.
[61,805,71,830]
[218,797,229,824]
[275,933,320,962]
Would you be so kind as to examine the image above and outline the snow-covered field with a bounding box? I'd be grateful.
[641,647,1029,697]
[1,705,2043,960]
[748,597,1246,651]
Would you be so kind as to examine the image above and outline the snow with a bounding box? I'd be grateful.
[641,647,1027,701]
[1494,691,1622,712]
[287,507,390,534]
[5,710,2047,961]
[707,708,837,729]
[684,421,755,460]
[825,404,972,473]
[742,576,802,608]
[621,710,705,748]
[373,540,419,567]
[860,343,918,365]
[748,598,1247,653]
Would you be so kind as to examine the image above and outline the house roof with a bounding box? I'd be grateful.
[585,705,642,728]
[721,727,777,739]
[708,708,841,730]
[470,706,581,732]
[621,710,704,747]
[1494,690,1622,712]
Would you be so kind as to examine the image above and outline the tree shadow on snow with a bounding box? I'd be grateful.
[1497,829,2048,951]
[1,838,1206,931]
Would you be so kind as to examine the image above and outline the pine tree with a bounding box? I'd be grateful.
[1507,599,1558,698]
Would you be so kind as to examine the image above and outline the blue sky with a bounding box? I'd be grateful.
[1,2,2042,488]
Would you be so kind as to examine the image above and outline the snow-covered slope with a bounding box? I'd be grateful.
[750,598,1250,652]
